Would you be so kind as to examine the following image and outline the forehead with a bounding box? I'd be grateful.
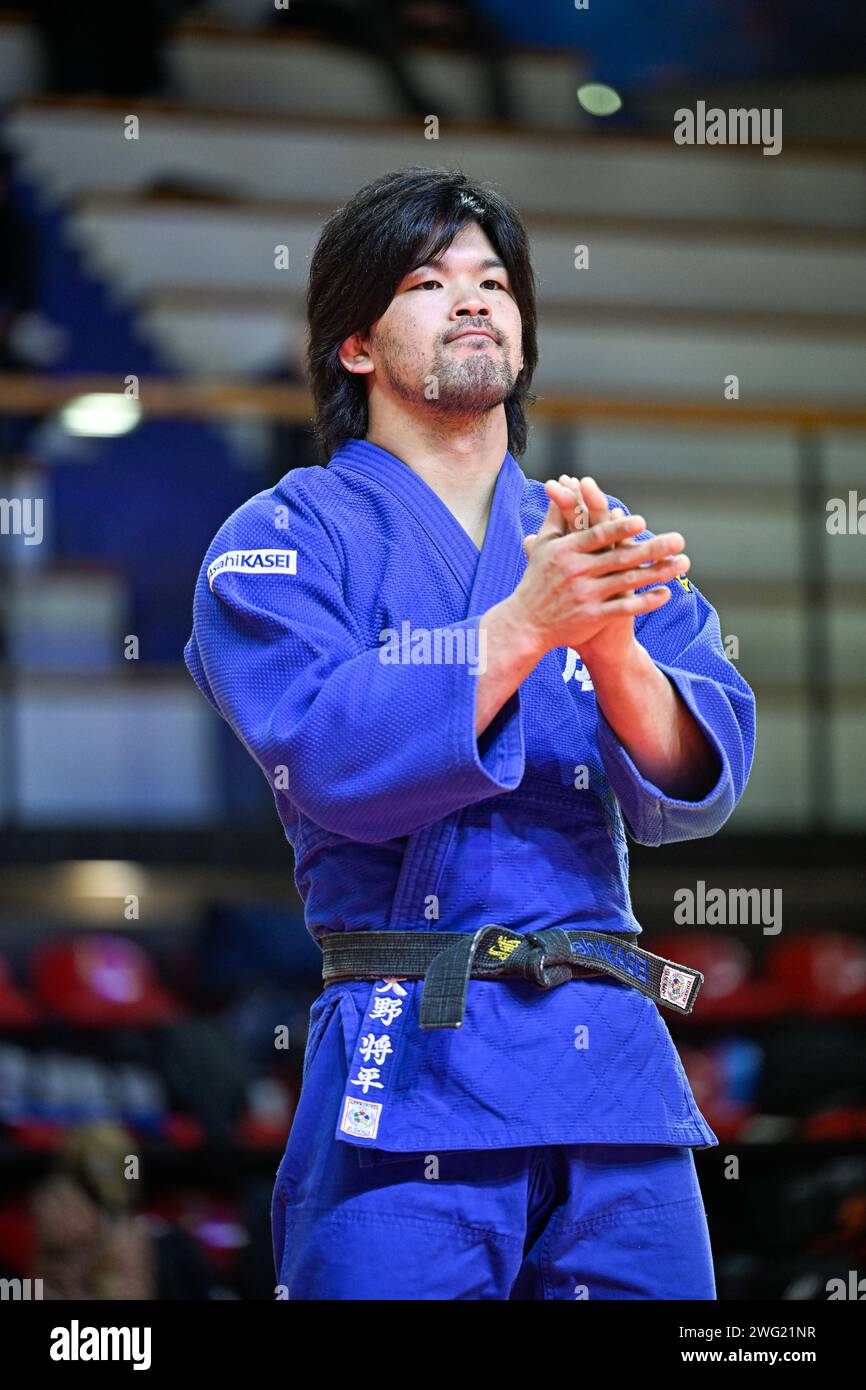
[438,222,497,257]
[410,220,503,271]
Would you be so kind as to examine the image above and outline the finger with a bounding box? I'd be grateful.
[568,474,588,525]
[533,486,570,545]
[593,505,633,558]
[602,587,672,616]
[584,484,643,556]
[547,478,588,532]
[578,475,611,528]
[566,514,645,552]
[584,533,687,571]
[594,555,689,600]
[523,503,579,556]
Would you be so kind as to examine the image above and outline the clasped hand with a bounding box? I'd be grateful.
[513,473,690,667]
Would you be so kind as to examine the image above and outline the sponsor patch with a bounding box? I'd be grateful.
[207,549,297,590]
[340,1096,383,1140]
[659,965,696,1008]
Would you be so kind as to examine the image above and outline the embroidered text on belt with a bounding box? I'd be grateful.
[320,926,703,1029]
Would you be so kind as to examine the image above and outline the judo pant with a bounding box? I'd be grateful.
[271,1002,716,1300]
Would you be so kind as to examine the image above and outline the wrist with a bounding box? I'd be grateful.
[581,630,645,680]
[482,595,547,668]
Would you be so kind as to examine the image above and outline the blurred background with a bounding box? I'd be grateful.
[0,0,864,1301]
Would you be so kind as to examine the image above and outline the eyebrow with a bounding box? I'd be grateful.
[406,255,508,276]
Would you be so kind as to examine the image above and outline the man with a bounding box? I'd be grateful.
[184,167,756,1300]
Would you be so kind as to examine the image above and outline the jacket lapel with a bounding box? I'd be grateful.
[466,447,527,617]
[333,439,526,613]
[333,439,481,598]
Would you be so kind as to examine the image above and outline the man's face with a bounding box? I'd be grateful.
[345,221,525,420]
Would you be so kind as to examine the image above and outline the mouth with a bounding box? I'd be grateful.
[448,329,498,344]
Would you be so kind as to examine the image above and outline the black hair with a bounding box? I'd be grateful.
[305,166,538,461]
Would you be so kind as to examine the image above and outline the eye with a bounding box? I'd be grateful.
[481,279,507,290]
[411,279,442,290]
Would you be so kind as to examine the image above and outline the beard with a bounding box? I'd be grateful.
[374,326,518,419]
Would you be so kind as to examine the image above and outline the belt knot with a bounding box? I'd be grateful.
[520,929,575,989]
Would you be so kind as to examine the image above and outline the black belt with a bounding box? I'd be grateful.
[320,926,703,1029]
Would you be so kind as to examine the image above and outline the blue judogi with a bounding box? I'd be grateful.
[184,439,755,1298]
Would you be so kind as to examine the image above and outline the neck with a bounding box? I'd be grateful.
[366,401,508,547]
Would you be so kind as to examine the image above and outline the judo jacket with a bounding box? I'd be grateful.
[184,438,756,1156]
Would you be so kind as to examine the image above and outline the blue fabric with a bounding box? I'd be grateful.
[184,439,755,1153]
[272,998,716,1300]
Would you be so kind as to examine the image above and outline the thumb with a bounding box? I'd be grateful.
[536,492,569,543]
[524,481,573,561]
[524,500,564,562]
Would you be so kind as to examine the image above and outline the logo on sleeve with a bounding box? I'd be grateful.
[207,549,297,590]
[676,574,692,593]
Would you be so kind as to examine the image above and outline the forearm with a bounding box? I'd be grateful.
[585,639,719,800]
[475,597,544,738]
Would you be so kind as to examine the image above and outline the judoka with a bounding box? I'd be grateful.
[184,166,756,1300]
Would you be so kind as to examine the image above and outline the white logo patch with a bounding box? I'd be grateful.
[563,647,594,691]
[340,1096,383,1140]
[208,549,297,590]
[659,965,696,1008]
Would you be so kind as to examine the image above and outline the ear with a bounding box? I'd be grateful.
[338,331,374,375]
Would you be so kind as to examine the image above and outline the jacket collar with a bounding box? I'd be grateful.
[331,437,526,614]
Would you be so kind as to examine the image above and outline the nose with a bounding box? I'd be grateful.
[448,300,495,343]
[450,275,493,321]
[453,300,491,319]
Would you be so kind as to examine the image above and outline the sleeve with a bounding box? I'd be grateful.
[594,495,756,847]
[183,488,525,844]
